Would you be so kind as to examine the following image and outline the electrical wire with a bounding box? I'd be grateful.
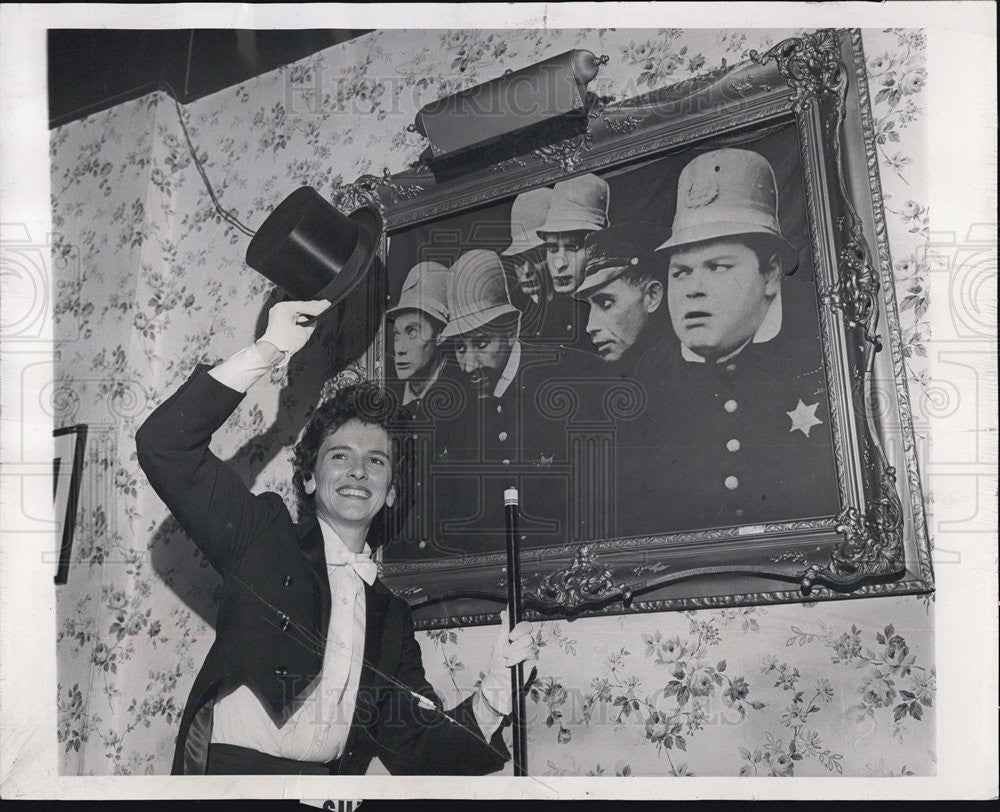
[161,81,256,238]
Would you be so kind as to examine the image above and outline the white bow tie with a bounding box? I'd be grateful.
[325,548,378,586]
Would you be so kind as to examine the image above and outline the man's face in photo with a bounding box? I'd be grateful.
[392,310,440,381]
[512,247,546,300]
[306,419,395,535]
[585,275,663,362]
[666,238,781,361]
[452,324,514,399]
[543,231,590,294]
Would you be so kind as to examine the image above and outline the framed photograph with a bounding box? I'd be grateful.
[336,28,932,628]
[53,424,87,585]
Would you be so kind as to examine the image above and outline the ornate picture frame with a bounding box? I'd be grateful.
[339,28,933,629]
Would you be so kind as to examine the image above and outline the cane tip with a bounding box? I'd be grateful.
[504,487,519,506]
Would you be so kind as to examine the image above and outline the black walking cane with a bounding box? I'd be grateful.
[504,487,528,776]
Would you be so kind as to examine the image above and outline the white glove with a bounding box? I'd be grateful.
[256,299,332,362]
[478,608,535,716]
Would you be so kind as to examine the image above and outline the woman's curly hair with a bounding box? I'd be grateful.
[291,382,404,521]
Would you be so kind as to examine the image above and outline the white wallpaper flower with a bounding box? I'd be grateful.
[52,27,933,776]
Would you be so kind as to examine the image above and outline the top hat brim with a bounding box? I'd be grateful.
[655,223,800,276]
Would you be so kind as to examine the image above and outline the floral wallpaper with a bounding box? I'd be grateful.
[52,28,933,777]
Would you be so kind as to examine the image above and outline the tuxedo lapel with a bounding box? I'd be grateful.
[296,516,332,640]
[359,580,391,692]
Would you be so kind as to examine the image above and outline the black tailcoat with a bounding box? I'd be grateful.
[136,367,508,775]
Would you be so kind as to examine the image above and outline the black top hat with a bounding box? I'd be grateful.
[246,186,383,310]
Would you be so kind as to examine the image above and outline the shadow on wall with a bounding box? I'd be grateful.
[147,272,385,626]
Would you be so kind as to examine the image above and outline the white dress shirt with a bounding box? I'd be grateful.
[210,521,369,762]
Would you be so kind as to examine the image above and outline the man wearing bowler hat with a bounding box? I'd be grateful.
[575,222,673,376]
[428,249,615,554]
[534,173,611,352]
[137,192,534,775]
[619,148,841,535]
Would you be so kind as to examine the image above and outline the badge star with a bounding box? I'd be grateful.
[787,399,822,437]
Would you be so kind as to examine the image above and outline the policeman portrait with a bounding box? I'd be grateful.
[439,249,523,402]
[430,248,598,552]
[387,260,452,415]
[621,147,840,535]
[575,222,670,372]
[503,187,552,308]
[534,173,610,350]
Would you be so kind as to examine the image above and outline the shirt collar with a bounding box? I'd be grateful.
[680,287,783,364]
[402,354,446,405]
[316,516,376,585]
[493,339,521,398]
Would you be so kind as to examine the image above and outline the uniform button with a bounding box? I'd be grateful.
[502,459,511,465]
[342,597,349,605]
[418,540,427,549]
[338,641,346,649]
[278,612,290,631]
[725,363,737,373]
[735,509,745,518]
[283,575,294,587]
[725,476,739,490]
[275,666,288,676]
[498,431,508,442]
[724,399,738,413]
[496,404,503,413]
[726,439,741,453]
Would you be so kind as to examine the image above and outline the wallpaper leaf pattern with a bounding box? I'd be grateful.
[52,28,933,776]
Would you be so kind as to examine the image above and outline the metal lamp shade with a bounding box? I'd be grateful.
[245,186,383,306]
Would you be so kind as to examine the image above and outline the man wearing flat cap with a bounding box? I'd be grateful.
[575,222,673,376]
[619,148,840,536]
[534,173,611,352]
[427,249,608,555]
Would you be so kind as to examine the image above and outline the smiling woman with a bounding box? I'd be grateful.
[135,305,532,775]
[305,419,396,551]
[291,382,402,543]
